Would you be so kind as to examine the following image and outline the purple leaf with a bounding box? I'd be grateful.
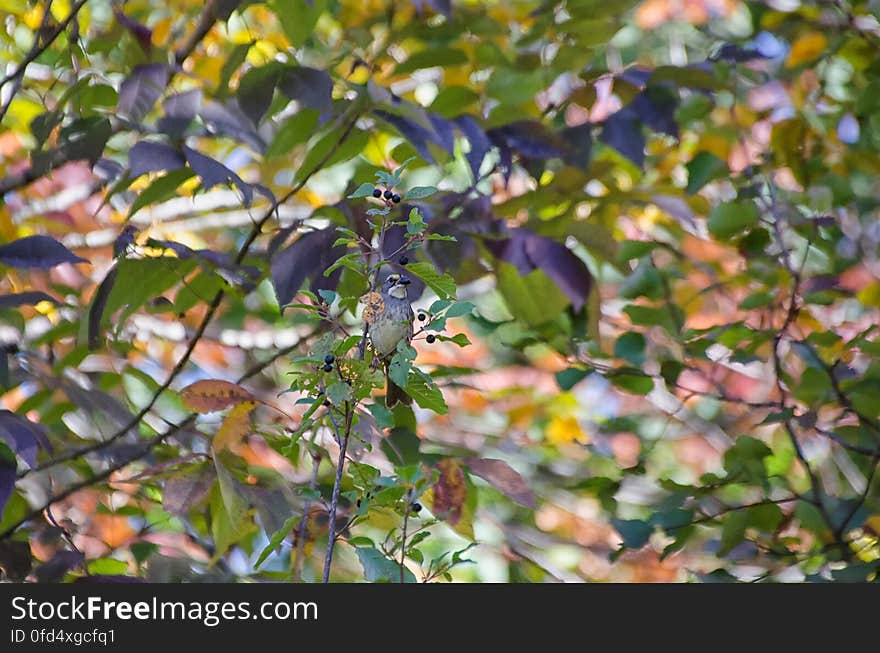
[117,64,168,122]
[561,123,592,168]
[163,466,216,517]
[631,86,679,138]
[488,120,568,160]
[0,461,15,523]
[35,550,85,583]
[374,110,436,162]
[0,410,50,468]
[428,113,456,154]
[0,291,59,309]
[129,141,186,179]
[453,115,491,181]
[485,229,593,311]
[88,266,118,350]
[236,64,282,125]
[113,7,152,54]
[270,228,345,306]
[164,89,203,119]
[522,232,592,312]
[159,89,203,138]
[0,235,88,269]
[199,100,266,151]
[278,66,334,114]
[183,146,254,206]
[599,106,645,166]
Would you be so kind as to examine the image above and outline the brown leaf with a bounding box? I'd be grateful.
[213,401,256,452]
[430,458,467,526]
[464,458,536,508]
[180,380,254,413]
[163,465,216,517]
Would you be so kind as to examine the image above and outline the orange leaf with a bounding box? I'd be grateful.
[213,401,256,452]
[430,458,467,526]
[786,33,827,68]
[180,379,254,413]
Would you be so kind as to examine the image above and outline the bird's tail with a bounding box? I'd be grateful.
[384,363,412,407]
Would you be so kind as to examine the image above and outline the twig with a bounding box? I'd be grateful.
[0,134,361,533]
[0,0,85,124]
[321,401,354,582]
[0,0,216,196]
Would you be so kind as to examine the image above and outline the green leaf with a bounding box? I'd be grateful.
[403,186,437,200]
[614,332,647,366]
[405,262,456,300]
[267,109,320,157]
[555,367,591,390]
[326,381,353,405]
[101,257,200,329]
[719,510,749,556]
[86,558,129,575]
[723,436,772,485]
[609,371,654,395]
[255,514,300,568]
[611,518,653,549]
[356,546,416,583]
[707,201,759,239]
[404,371,448,414]
[129,168,195,217]
[348,182,377,199]
[686,151,728,194]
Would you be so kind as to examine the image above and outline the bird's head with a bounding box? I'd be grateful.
[382,273,411,300]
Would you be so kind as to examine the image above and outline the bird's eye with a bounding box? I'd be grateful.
[387,274,400,283]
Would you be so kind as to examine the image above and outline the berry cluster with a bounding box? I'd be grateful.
[373,186,401,204]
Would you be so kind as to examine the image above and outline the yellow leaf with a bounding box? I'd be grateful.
[786,33,828,68]
[213,401,256,452]
[546,415,588,445]
[180,379,254,413]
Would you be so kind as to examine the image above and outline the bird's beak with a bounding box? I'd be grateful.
[398,275,411,285]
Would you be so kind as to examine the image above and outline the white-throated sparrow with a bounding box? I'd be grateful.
[366,273,414,406]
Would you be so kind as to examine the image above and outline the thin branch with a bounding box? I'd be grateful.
[19,112,361,479]
[0,0,86,124]
[0,0,216,196]
[322,401,354,583]
[174,0,219,65]
[2,113,361,538]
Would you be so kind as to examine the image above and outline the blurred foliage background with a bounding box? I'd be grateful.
[1,0,880,583]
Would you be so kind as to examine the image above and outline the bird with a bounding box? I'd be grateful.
[367,273,414,407]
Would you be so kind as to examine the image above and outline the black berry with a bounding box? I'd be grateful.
[372,188,382,198]
[426,334,436,344]
[398,255,409,265]
[383,189,393,200]
[323,400,331,407]
[323,363,334,372]
[411,503,422,513]
[356,499,361,508]
[392,194,401,204]
[418,313,426,321]
[324,354,335,364]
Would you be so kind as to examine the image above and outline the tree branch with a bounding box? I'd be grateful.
[0,0,87,124]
